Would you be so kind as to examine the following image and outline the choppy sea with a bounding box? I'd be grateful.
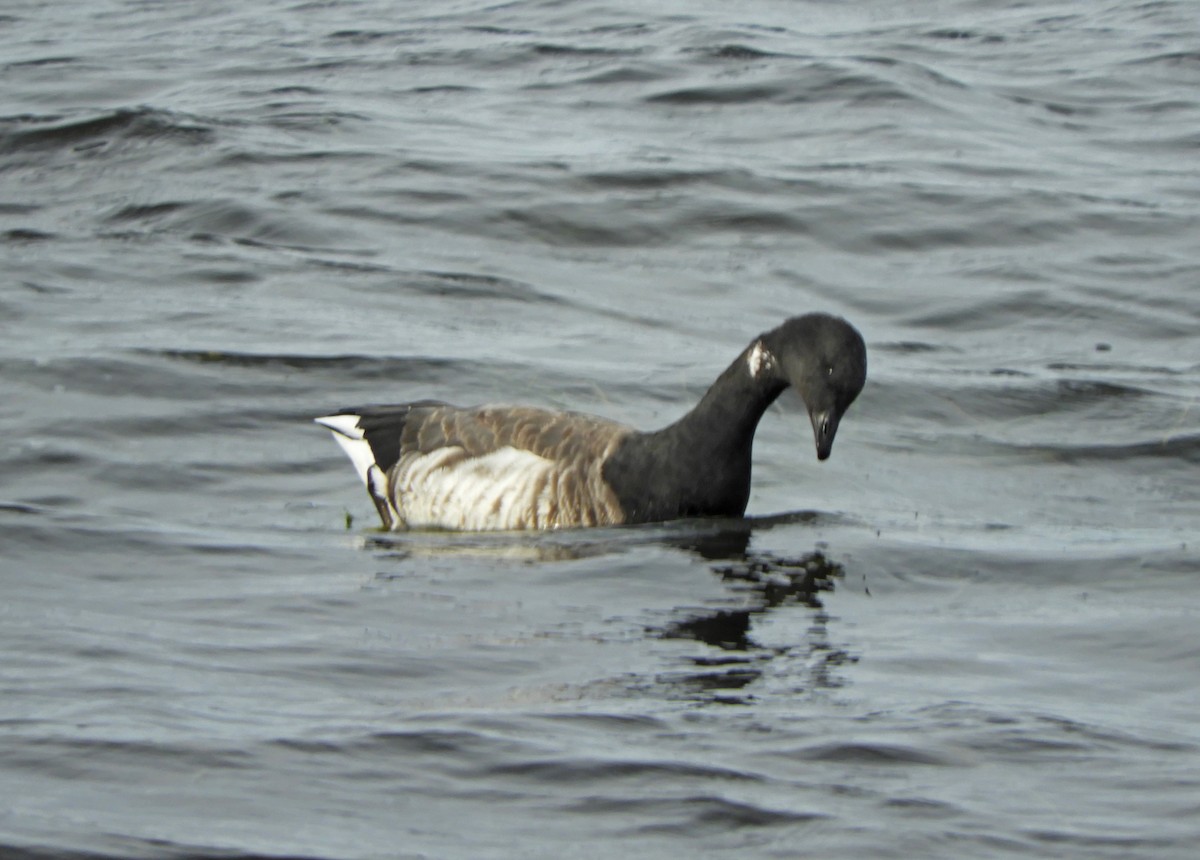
[3,1,1198,857]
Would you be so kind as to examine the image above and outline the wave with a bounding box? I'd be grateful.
[0,842,330,860]
[1012,432,1200,465]
[644,66,913,107]
[793,740,957,766]
[0,107,214,155]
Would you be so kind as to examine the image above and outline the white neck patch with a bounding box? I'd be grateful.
[747,340,775,378]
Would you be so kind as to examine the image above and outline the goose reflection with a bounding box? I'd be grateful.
[364,510,858,705]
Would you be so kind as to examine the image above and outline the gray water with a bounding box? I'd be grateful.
[3,1,1199,857]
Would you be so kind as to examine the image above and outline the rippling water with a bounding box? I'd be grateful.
[3,1,1199,858]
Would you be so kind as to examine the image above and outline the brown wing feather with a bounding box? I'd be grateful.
[377,404,632,529]
[405,405,630,464]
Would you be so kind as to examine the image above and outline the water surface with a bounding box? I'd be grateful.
[2,1,1199,858]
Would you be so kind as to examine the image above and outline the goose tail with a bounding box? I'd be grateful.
[315,412,398,529]
[315,413,376,488]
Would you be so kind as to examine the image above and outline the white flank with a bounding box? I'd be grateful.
[315,414,375,489]
[747,340,774,378]
[394,446,557,531]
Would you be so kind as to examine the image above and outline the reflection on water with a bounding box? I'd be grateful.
[362,515,854,705]
[362,509,841,563]
[657,549,852,705]
[662,550,844,648]
[711,549,844,610]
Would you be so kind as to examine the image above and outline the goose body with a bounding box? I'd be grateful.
[317,313,867,531]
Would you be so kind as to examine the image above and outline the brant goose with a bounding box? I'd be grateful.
[317,313,866,531]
